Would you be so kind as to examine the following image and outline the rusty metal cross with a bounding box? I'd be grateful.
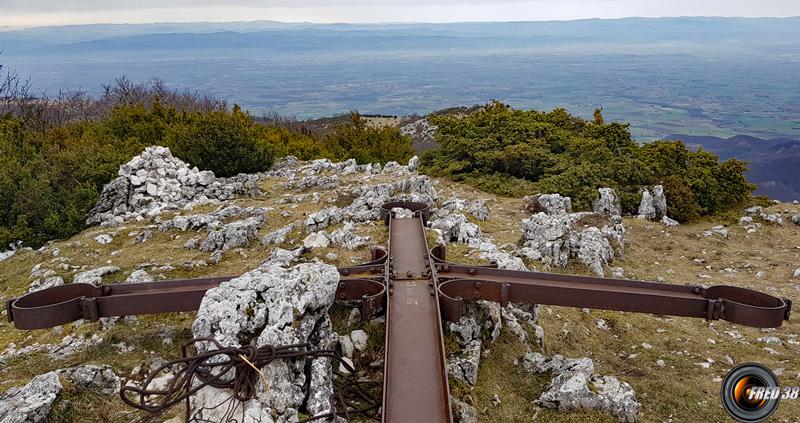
[7,201,793,422]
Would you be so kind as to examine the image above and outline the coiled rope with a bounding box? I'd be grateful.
[121,337,381,422]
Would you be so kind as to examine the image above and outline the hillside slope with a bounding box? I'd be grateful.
[0,150,798,422]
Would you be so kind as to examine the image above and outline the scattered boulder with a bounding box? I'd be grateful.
[328,223,370,250]
[746,206,785,225]
[702,226,729,239]
[793,213,800,225]
[303,231,331,249]
[436,197,490,221]
[199,216,263,252]
[291,175,339,191]
[793,268,800,279]
[159,205,268,233]
[430,213,483,245]
[29,275,64,293]
[262,223,297,245]
[448,339,481,386]
[638,185,667,221]
[452,398,478,423]
[125,269,154,283]
[521,210,623,277]
[573,227,614,277]
[661,216,679,227]
[94,234,114,245]
[190,261,340,422]
[338,334,355,358]
[0,241,23,263]
[73,266,120,285]
[391,207,414,218]
[56,365,120,395]
[522,353,640,422]
[349,330,369,352]
[524,194,572,215]
[407,155,420,172]
[87,146,261,226]
[0,372,62,423]
[592,188,621,217]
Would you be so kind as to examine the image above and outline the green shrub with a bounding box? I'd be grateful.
[323,112,414,164]
[1,102,415,249]
[163,105,275,177]
[421,101,755,221]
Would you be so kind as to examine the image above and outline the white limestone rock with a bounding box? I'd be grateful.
[436,197,490,221]
[407,155,420,172]
[262,223,297,245]
[350,329,368,352]
[593,188,621,217]
[524,194,572,215]
[87,146,261,226]
[29,276,64,293]
[572,227,614,277]
[303,231,331,249]
[391,207,414,218]
[190,262,339,422]
[73,266,120,285]
[94,234,114,245]
[0,372,63,423]
[448,339,481,386]
[661,216,680,227]
[452,398,478,423]
[328,223,370,250]
[522,353,640,422]
[56,365,120,395]
[199,216,263,252]
[637,190,656,220]
[125,269,154,283]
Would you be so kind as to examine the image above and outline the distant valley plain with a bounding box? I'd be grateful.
[2,18,800,198]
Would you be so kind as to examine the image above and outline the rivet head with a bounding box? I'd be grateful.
[469,268,477,275]
[474,281,482,288]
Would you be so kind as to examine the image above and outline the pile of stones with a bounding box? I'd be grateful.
[86,146,261,226]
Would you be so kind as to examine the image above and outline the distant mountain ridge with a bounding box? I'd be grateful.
[668,134,800,201]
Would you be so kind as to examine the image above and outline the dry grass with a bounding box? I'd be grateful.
[1,170,798,423]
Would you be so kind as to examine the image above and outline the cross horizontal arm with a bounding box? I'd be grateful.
[7,275,384,330]
[436,264,791,328]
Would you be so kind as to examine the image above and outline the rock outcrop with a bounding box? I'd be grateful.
[524,194,572,215]
[637,185,671,223]
[592,188,621,217]
[190,261,340,422]
[56,365,121,395]
[520,202,624,277]
[0,372,62,423]
[87,146,261,226]
[435,197,490,221]
[523,352,640,422]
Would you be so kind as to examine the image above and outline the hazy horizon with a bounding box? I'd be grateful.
[3,0,800,28]
[4,15,800,31]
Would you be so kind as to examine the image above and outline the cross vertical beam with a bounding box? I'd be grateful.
[382,215,452,423]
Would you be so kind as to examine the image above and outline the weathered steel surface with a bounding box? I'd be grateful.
[8,275,384,330]
[382,213,452,423]
[435,263,792,328]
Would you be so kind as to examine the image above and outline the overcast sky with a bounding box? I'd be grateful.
[2,0,800,28]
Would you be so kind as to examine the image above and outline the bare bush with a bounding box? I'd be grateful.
[0,59,227,130]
